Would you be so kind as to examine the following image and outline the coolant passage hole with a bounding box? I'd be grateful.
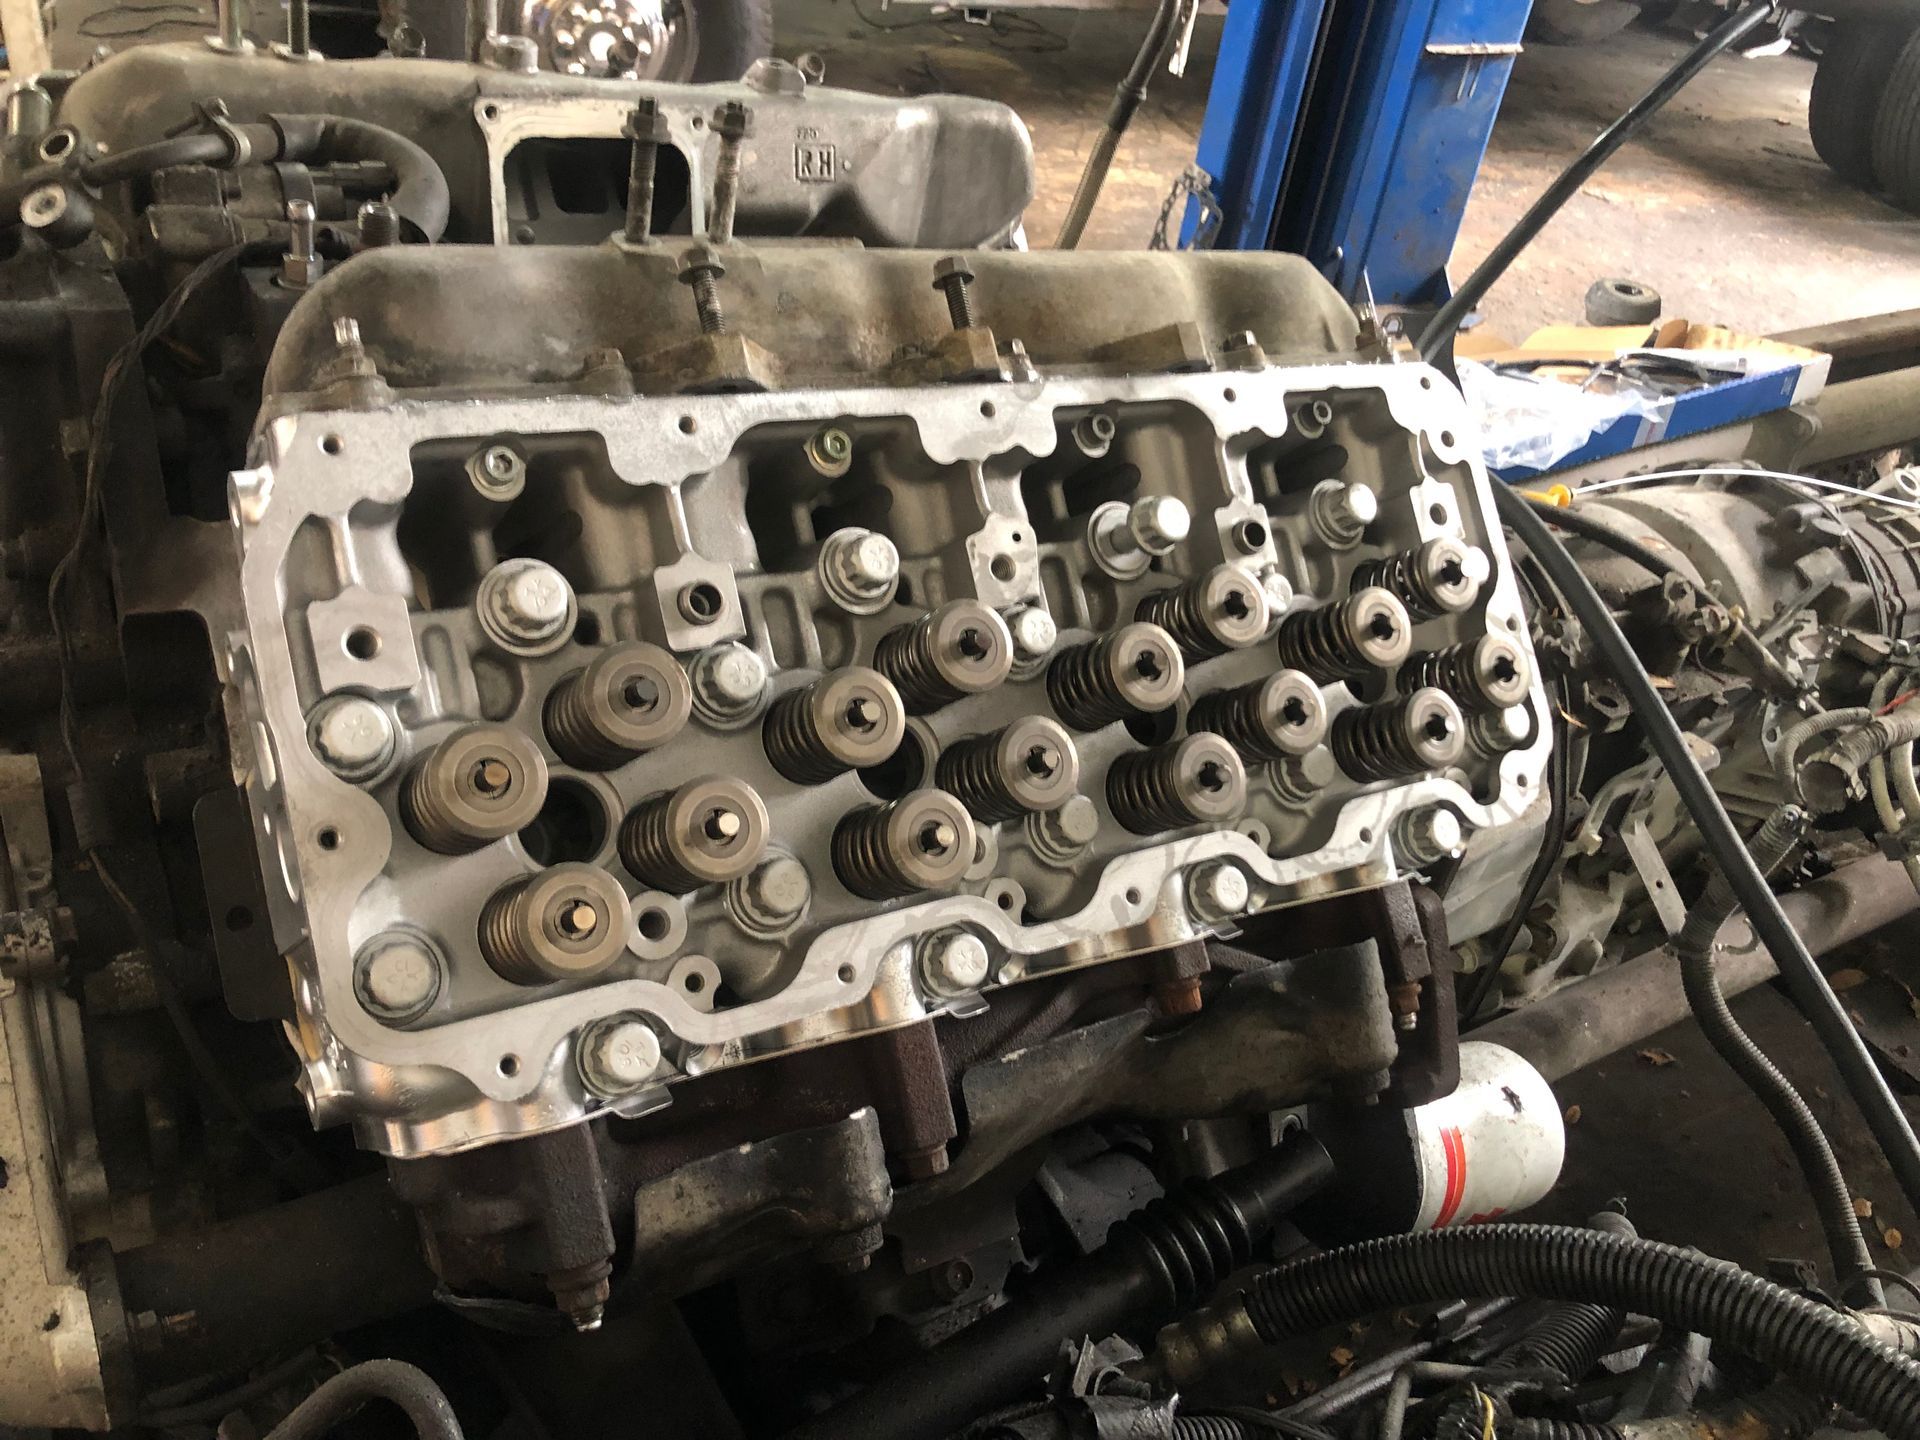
[519,777,609,865]
[637,907,672,942]
[344,627,382,661]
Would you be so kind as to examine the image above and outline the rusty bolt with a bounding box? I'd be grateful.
[678,243,728,335]
[932,255,977,331]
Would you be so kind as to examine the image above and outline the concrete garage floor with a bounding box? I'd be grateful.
[777,3,1920,341]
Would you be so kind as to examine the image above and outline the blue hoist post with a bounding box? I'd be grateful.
[1185,0,1533,311]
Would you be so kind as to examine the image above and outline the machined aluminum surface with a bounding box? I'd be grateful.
[224,310,1546,1158]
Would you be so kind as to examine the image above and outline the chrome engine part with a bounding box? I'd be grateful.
[229,244,1543,1157]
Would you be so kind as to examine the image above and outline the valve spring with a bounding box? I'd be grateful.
[1400,637,1531,713]
[831,791,975,901]
[936,720,1078,823]
[1107,735,1247,835]
[1046,624,1184,731]
[399,725,546,855]
[618,792,707,894]
[1135,569,1267,660]
[1274,590,1410,684]
[544,675,619,768]
[477,876,550,986]
[1187,672,1326,764]
[873,602,1011,713]
[541,646,691,769]
[1330,688,1467,783]
[1351,539,1483,620]
[761,674,903,784]
[476,865,624,987]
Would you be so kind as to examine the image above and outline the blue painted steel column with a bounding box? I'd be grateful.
[1181,0,1332,249]
[1187,0,1532,309]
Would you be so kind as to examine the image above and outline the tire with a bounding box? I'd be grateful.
[1584,277,1662,326]
[671,0,773,79]
[1811,21,1909,191]
[1526,0,1642,46]
[1871,26,1920,213]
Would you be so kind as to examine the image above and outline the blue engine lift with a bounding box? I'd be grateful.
[1184,0,1533,312]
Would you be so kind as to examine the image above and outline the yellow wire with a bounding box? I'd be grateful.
[1479,1389,1497,1440]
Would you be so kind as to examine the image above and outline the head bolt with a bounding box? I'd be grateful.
[690,642,769,724]
[708,101,754,244]
[1006,606,1058,667]
[622,98,669,245]
[477,557,575,655]
[730,853,811,935]
[819,528,900,614]
[1090,496,1191,576]
[466,443,526,501]
[307,694,397,783]
[678,244,729,335]
[932,255,977,331]
[1188,861,1251,923]
[1028,793,1099,864]
[1395,807,1465,867]
[1308,480,1378,549]
[354,932,442,1022]
[919,929,992,998]
[577,1015,662,1097]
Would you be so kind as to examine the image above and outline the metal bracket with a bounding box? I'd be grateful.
[1620,815,1686,938]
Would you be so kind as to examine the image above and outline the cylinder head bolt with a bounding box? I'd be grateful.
[1188,670,1328,765]
[479,863,631,986]
[354,931,443,1023]
[1028,793,1099,865]
[936,716,1081,823]
[1005,606,1059,673]
[1090,495,1191,577]
[1330,687,1467,783]
[308,693,398,783]
[402,724,549,854]
[1136,565,1272,660]
[691,642,769,725]
[874,600,1014,713]
[763,667,907,783]
[833,789,977,900]
[1275,587,1412,685]
[477,557,577,656]
[1395,806,1465,867]
[728,853,812,936]
[1401,634,1532,713]
[1307,479,1377,549]
[619,775,772,893]
[919,929,992,998]
[577,1015,662,1096]
[1047,622,1186,732]
[544,643,692,769]
[1353,537,1487,619]
[1108,733,1249,835]
[819,527,899,614]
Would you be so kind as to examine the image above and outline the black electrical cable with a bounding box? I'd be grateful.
[1529,503,1686,584]
[1492,483,1920,1214]
[138,1351,326,1428]
[1054,0,1187,248]
[1213,1226,1920,1439]
[1416,0,1775,366]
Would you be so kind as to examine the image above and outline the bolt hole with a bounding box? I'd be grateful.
[1439,431,1456,448]
[980,401,997,418]
[837,963,856,983]
[498,1054,520,1077]
[1224,387,1238,402]
[690,114,705,128]
[990,554,1016,582]
[1359,827,1374,843]
[637,908,671,941]
[344,626,382,660]
[38,129,76,161]
[321,434,344,456]
[684,971,706,994]
[1429,503,1448,525]
[317,826,340,850]
[482,102,501,120]
[1010,530,1023,543]
[1124,887,1142,906]
[678,415,698,435]
[1419,376,1434,390]
[682,582,724,621]
[225,904,254,931]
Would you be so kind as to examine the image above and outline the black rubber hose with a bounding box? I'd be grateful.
[1527,504,1686,584]
[260,1360,462,1440]
[1674,804,1883,1307]
[1493,483,1920,1216]
[1217,1226,1920,1439]
[270,114,450,242]
[1416,0,1773,366]
[1054,0,1185,249]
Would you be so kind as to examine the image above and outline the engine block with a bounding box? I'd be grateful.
[224,248,1547,1157]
